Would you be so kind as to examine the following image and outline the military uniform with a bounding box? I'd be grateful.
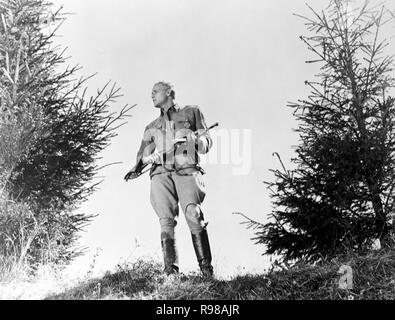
[134,104,214,276]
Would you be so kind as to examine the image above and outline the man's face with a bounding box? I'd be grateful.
[152,84,170,108]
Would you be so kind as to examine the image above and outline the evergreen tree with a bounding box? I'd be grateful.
[0,0,133,266]
[242,0,395,262]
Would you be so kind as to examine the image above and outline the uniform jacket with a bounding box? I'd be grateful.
[135,104,212,177]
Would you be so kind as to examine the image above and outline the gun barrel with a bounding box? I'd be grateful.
[129,122,219,180]
[208,122,219,130]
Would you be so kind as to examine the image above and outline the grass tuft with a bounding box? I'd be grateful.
[43,248,395,300]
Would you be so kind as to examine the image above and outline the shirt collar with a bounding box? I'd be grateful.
[161,103,180,116]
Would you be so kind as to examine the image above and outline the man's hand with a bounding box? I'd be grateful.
[142,151,162,165]
[184,131,198,144]
[184,131,206,151]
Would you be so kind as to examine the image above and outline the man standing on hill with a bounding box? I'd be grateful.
[124,81,214,277]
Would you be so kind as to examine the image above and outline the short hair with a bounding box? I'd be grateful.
[154,81,175,99]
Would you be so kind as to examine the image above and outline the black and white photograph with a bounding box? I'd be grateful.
[0,0,394,309]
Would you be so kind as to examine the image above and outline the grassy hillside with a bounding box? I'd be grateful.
[44,248,395,300]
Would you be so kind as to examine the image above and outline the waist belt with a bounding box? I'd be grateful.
[150,164,205,178]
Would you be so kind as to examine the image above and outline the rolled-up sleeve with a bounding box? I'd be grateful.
[135,126,156,166]
[194,107,212,154]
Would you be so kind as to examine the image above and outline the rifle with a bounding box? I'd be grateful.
[124,122,219,181]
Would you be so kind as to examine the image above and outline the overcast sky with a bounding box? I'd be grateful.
[49,0,395,279]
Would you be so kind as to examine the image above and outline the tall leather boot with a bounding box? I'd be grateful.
[191,229,213,277]
[161,235,179,275]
